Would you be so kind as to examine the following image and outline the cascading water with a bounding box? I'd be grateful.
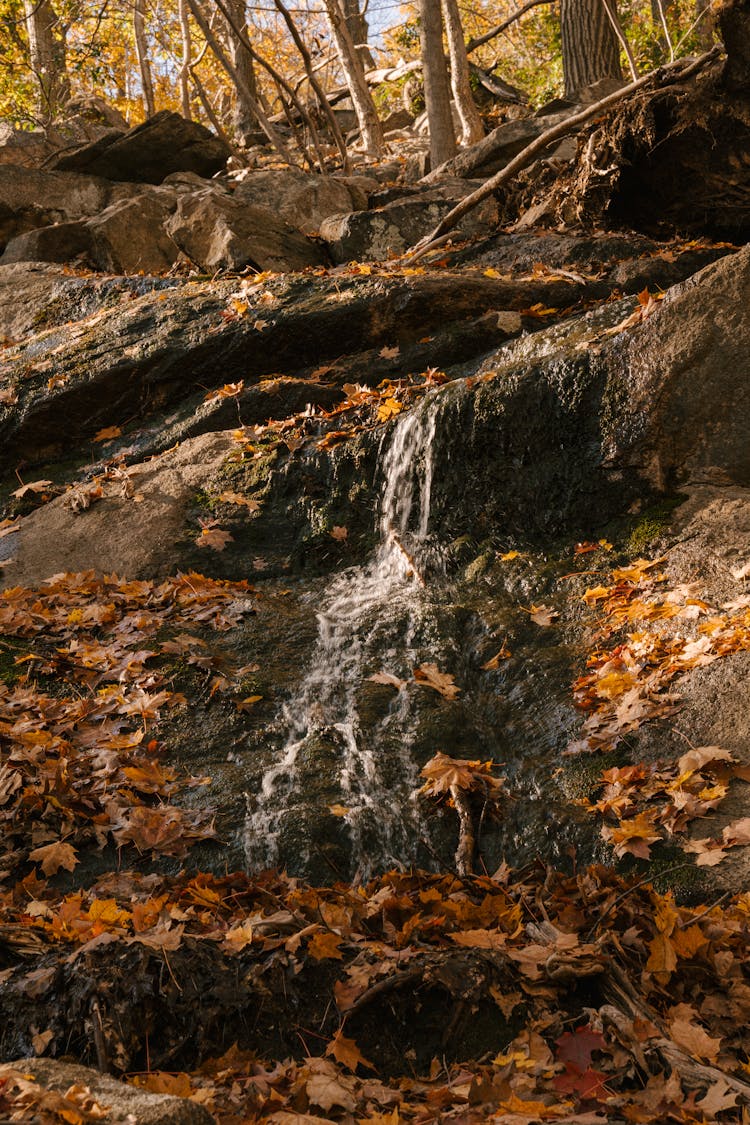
[244,395,442,877]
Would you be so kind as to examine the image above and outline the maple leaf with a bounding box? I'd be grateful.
[307,930,345,961]
[368,671,407,691]
[204,380,245,402]
[379,345,400,359]
[11,479,53,499]
[377,397,403,422]
[218,492,261,511]
[330,526,348,541]
[601,811,662,859]
[482,644,511,670]
[419,752,504,797]
[196,527,234,551]
[93,425,122,442]
[28,840,79,876]
[553,1062,611,1100]
[413,662,460,699]
[325,1028,376,1072]
[528,604,559,626]
[556,1026,607,1072]
[668,1003,722,1059]
[305,1061,357,1113]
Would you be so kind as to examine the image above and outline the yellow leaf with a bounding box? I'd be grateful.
[377,397,403,422]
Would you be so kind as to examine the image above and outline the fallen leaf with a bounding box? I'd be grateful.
[28,840,79,876]
[93,425,122,442]
[413,662,460,700]
[529,604,559,626]
[379,345,400,359]
[326,1028,376,1072]
[196,527,234,551]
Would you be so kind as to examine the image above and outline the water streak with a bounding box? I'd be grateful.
[244,397,440,876]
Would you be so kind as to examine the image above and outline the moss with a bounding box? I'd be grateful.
[626,496,685,555]
[0,642,24,685]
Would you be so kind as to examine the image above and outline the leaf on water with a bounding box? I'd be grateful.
[482,644,511,670]
[528,604,559,626]
[377,397,403,422]
[368,671,407,691]
[236,695,263,711]
[413,662,460,699]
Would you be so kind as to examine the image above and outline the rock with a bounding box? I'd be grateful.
[231,168,361,234]
[1,189,181,273]
[4,1059,214,1125]
[1,431,236,587]
[47,110,230,184]
[0,165,124,252]
[605,244,750,488]
[0,124,55,168]
[165,188,326,272]
[0,262,180,343]
[320,184,498,262]
[423,110,574,181]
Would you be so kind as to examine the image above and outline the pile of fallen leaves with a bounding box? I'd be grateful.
[2,863,750,1122]
[0,570,258,880]
[570,556,750,866]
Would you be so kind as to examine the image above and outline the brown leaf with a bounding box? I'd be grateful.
[93,425,122,442]
[307,930,345,961]
[325,1028,376,1072]
[528,603,559,626]
[28,841,79,877]
[413,662,460,700]
[196,527,234,551]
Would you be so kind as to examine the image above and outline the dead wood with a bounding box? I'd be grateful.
[403,47,722,260]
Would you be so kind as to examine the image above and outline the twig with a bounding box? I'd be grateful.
[585,862,694,941]
[401,47,722,261]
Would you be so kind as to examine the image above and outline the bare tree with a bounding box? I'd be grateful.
[24,0,69,120]
[133,0,156,117]
[341,0,374,69]
[322,0,384,155]
[441,0,483,145]
[419,0,456,166]
[560,0,623,99]
[179,0,193,118]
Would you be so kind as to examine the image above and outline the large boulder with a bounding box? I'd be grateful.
[1,189,181,274]
[0,124,55,168]
[232,167,374,234]
[320,183,498,263]
[47,110,230,184]
[165,188,327,272]
[2,1059,214,1125]
[0,165,126,252]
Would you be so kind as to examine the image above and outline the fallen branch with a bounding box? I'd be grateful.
[402,46,722,261]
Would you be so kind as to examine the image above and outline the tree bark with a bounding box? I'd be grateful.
[441,0,484,145]
[273,0,350,169]
[179,0,192,118]
[223,0,259,141]
[419,0,457,166]
[133,0,156,117]
[24,0,68,121]
[322,0,384,155]
[187,0,293,160]
[560,0,623,99]
[341,0,374,69]
[719,0,750,90]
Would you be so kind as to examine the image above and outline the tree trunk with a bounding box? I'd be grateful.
[23,0,68,121]
[133,0,156,117]
[188,0,293,160]
[441,0,484,145]
[223,0,259,142]
[322,0,384,155]
[341,0,374,69]
[179,0,192,118]
[419,0,457,167]
[560,0,623,99]
[719,0,750,91]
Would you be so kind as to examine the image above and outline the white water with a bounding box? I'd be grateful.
[244,396,441,877]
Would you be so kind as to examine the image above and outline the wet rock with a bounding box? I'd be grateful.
[47,110,230,184]
[231,167,367,234]
[0,262,180,344]
[7,1059,214,1125]
[165,188,326,272]
[605,243,750,487]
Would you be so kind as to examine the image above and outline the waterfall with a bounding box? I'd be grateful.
[244,396,441,877]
